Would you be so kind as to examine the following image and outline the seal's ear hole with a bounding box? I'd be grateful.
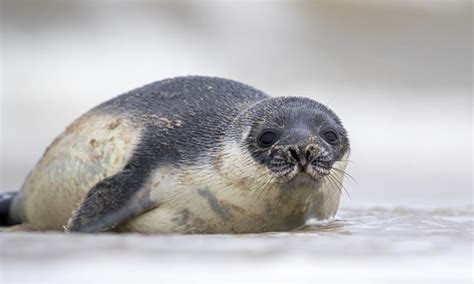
[258,129,279,148]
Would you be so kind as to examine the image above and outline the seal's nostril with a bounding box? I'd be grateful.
[289,148,299,161]
[305,145,318,162]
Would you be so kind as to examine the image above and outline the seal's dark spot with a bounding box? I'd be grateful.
[108,118,122,130]
[173,209,190,226]
[89,139,97,147]
[198,188,232,221]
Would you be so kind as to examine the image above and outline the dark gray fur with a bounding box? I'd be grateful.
[98,76,270,168]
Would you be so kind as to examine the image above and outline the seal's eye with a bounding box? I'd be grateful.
[323,130,338,144]
[258,130,278,147]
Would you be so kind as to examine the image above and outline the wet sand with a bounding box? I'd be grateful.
[1,206,472,284]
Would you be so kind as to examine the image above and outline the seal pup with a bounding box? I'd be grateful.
[1,76,350,234]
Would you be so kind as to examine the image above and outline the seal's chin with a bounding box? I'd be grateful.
[270,163,331,183]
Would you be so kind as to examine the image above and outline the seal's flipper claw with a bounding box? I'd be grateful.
[66,170,151,233]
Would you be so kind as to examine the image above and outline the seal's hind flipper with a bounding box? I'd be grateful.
[66,169,153,233]
[0,192,18,226]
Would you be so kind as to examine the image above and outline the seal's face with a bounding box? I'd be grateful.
[241,97,350,183]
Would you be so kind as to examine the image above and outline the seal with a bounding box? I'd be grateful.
[2,76,350,234]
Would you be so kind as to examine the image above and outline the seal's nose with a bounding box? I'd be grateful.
[284,145,309,167]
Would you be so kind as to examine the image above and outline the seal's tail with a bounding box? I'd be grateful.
[0,192,17,226]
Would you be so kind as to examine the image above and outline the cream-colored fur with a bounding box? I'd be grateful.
[118,141,347,234]
[10,112,141,229]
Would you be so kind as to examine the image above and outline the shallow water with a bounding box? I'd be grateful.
[1,205,472,284]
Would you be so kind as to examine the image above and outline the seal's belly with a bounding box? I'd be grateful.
[117,189,309,234]
[117,152,345,234]
[117,172,333,234]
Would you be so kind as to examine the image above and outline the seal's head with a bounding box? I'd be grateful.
[227,97,350,183]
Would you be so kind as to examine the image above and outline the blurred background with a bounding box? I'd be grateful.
[0,0,472,208]
[1,1,472,283]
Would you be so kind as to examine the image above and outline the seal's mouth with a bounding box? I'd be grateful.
[269,157,333,183]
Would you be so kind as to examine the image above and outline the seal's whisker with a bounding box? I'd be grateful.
[330,167,357,184]
[328,170,351,198]
[255,176,275,202]
[337,159,355,164]
[324,174,341,196]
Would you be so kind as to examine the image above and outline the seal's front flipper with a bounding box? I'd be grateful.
[66,169,152,233]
